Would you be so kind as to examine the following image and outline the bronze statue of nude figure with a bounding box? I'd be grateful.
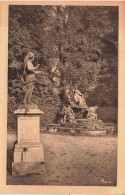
[23,52,41,105]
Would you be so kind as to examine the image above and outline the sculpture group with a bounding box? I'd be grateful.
[60,85,98,123]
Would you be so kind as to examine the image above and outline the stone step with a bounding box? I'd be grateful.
[47,125,108,135]
[50,129,107,136]
[79,130,107,136]
[77,119,102,123]
[47,122,116,135]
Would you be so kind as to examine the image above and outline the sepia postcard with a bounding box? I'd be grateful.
[0,0,125,194]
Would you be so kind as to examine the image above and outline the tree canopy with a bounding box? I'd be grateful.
[8,5,118,122]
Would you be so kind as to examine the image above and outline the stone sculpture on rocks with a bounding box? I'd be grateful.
[61,104,76,123]
[73,86,88,108]
[87,106,98,120]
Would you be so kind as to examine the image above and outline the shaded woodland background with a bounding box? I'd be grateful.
[8,5,118,128]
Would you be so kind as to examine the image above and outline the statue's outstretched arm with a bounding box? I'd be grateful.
[27,61,40,71]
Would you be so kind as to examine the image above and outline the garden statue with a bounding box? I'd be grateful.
[13,52,45,176]
[87,106,97,120]
[67,93,75,107]
[22,52,41,105]
[73,86,87,108]
[62,104,76,123]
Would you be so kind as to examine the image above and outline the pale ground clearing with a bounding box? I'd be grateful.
[7,132,117,186]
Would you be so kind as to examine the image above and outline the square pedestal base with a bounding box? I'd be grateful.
[12,162,45,176]
[12,143,45,176]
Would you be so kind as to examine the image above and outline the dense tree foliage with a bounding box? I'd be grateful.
[8,5,118,125]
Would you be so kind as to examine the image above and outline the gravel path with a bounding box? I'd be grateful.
[7,132,117,186]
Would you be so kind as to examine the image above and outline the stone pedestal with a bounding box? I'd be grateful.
[12,105,45,176]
